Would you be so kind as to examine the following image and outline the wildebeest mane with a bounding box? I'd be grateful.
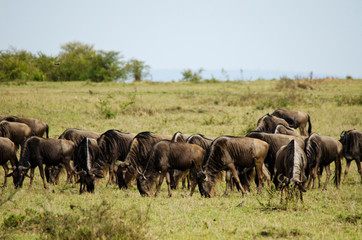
[0,121,10,138]
[97,130,131,164]
[127,132,160,170]
[171,131,185,142]
[304,133,321,169]
[203,136,231,179]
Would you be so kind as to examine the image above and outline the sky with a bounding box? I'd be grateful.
[1,0,361,80]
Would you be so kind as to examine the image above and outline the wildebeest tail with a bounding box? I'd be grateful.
[307,114,312,135]
[334,157,342,186]
[46,124,49,138]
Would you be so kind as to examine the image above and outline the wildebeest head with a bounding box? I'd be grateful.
[197,171,215,198]
[136,173,152,197]
[7,164,30,188]
[277,140,307,192]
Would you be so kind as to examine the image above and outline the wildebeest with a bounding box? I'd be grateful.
[117,132,172,189]
[0,137,18,187]
[339,129,362,183]
[305,133,342,190]
[254,114,291,133]
[246,131,305,179]
[49,128,101,184]
[275,140,307,203]
[0,120,32,148]
[271,109,312,136]
[137,140,205,197]
[197,136,269,197]
[0,116,49,138]
[73,137,104,194]
[97,130,136,185]
[59,128,101,145]
[274,123,300,137]
[168,131,193,190]
[8,136,75,189]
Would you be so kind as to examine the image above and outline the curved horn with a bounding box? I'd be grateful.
[340,130,346,138]
[18,165,30,171]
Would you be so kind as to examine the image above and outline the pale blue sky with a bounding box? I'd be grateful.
[1,0,361,79]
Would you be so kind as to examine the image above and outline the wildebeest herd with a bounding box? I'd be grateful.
[0,110,361,203]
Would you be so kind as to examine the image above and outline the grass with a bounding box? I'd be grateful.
[0,78,361,239]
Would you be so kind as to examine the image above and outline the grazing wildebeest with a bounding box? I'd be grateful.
[170,133,214,190]
[271,109,312,136]
[137,140,205,197]
[117,132,172,189]
[274,123,301,137]
[8,136,75,189]
[97,130,136,185]
[197,136,269,197]
[246,131,305,180]
[254,114,291,133]
[339,129,362,183]
[275,140,307,203]
[0,120,32,149]
[49,128,101,184]
[73,137,104,194]
[169,131,193,190]
[0,116,49,138]
[305,133,342,190]
[0,137,18,187]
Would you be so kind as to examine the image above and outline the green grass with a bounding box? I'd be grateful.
[0,79,361,239]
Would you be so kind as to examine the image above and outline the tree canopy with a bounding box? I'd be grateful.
[0,41,145,82]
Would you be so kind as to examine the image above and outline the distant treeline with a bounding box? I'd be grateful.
[0,41,150,82]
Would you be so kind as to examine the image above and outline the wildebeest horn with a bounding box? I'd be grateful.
[18,165,30,171]
[340,130,346,138]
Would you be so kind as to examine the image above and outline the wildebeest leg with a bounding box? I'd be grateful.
[1,165,9,188]
[155,172,166,197]
[38,164,47,189]
[342,160,352,184]
[317,166,323,189]
[63,159,73,185]
[29,168,35,189]
[255,160,264,193]
[299,124,307,136]
[223,171,231,196]
[322,165,331,191]
[228,164,246,196]
[189,167,198,197]
[300,190,303,203]
[165,171,172,198]
[356,159,362,183]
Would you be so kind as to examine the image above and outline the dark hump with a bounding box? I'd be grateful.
[135,131,155,139]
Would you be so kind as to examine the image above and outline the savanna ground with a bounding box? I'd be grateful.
[0,78,361,239]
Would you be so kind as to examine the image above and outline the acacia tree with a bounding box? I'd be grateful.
[123,58,150,82]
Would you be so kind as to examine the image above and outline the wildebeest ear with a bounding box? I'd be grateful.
[6,172,13,177]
